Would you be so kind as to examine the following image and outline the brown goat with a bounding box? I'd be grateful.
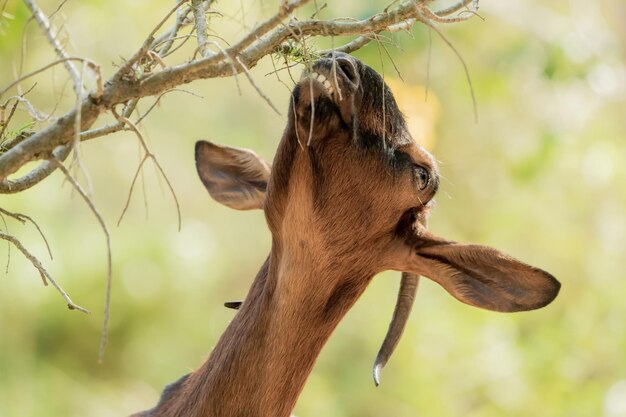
[133,52,560,417]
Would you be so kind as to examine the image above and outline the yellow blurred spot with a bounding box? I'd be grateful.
[385,78,440,151]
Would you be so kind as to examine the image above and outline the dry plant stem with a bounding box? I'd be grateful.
[0,97,136,193]
[422,18,478,122]
[204,41,241,94]
[81,98,140,141]
[378,40,387,145]
[378,38,404,80]
[117,155,149,227]
[0,231,89,313]
[50,157,111,359]
[113,1,189,81]
[112,112,182,231]
[0,0,477,191]
[23,0,81,91]
[48,0,69,20]
[0,213,11,272]
[425,27,432,102]
[235,0,312,53]
[0,101,20,141]
[70,62,93,195]
[235,57,280,114]
[153,4,193,56]
[134,89,203,126]
[4,95,50,121]
[0,57,101,99]
[0,207,53,259]
[0,2,184,192]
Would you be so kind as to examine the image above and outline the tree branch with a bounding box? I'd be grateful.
[0,230,89,313]
[0,0,479,192]
[23,0,81,91]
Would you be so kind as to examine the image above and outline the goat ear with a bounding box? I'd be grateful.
[395,228,560,312]
[195,140,271,210]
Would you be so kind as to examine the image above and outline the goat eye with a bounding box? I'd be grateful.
[413,165,430,191]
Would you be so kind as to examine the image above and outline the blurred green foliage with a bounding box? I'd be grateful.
[1,1,626,416]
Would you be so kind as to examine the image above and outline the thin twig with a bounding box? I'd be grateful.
[114,1,189,80]
[3,95,51,121]
[23,0,81,91]
[50,157,111,359]
[153,3,193,56]
[112,111,182,231]
[204,41,241,95]
[425,26,431,102]
[117,155,148,227]
[0,99,20,141]
[0,207,53,260]
[422,18,478,122]
[0,145,71,194]
[48,0,70,20]
[0,230,89,313]
[378,36,404,81]
[80,99,139,141]
[0,212,10,273]
[70,61,93,196]
[0,57,98,98]
[134,88,203,126]
[0,0,481,191]
[235,56,280,115]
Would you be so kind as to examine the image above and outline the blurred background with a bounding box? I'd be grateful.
[1,0,625,416]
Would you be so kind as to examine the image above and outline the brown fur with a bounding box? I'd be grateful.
[134,53,559,417]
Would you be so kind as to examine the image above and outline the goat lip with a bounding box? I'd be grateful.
[298,71,335,101]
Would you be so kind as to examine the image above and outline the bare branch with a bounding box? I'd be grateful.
[134,88,203,126]
[236,56,280,115]
[113,1,189,81]
[4,95,52,121]
[0,144,71,193]
[112,111,182,231]
[80,99,139,141]
[50,157,112,360]
[23,0,81,91]
[0,230,89,313]
[0,57,99,99]
[0,207,53,260]
[153,5,193,56]
[191,0,211,58]
[0,0,481,192]
[117,155,149,227]
[0,212,11,272]
[0,98,20,141]
[421,17,478,122]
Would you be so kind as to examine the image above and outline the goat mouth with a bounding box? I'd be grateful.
[299,70,336,99]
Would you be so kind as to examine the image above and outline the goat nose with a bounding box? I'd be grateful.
[414,165,430,191]
[324,51,347,59]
